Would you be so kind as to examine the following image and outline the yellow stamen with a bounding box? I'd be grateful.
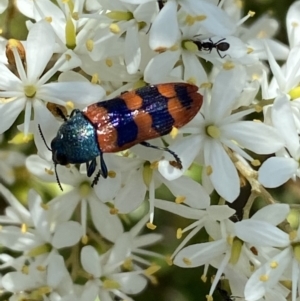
[175,196,186,204]
[182,257,191,265]
[81,235,88,244]
[86,39,94,52]
[147,222,157,230]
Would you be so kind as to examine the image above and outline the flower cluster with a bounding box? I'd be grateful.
[0,0,300,301]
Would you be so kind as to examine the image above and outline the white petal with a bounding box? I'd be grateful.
[154,198,206,219]
[251,204,290,225]
[47,254,69,288]
[244,248,291,301]
[222,121,284,154]
[210,66,246,121]
[89,196,124,242]
[81,246,101,277]
[272,94,299,156]
[113,169,147,213]
[258,157,297,188]
[163,176,210,209]
[204,141,239,203]
[113,273,147,294]
[182,51,207,86]
[39,82,105,107]
[149,0,179,50]
[125,25,141,74]
[144,50,180,83]
[2,272,35,292]
[26,21,55,82]
[0,0,7,13]
[0,99,25,134]
[173,239,227,268]
[180,0,236,36]
[52,221,83,248]
[235,220,289,247]
[286,1,300,47]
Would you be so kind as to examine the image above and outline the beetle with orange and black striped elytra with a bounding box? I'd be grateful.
[40,83,203,190]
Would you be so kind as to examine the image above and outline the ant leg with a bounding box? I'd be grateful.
[140,141,182,169]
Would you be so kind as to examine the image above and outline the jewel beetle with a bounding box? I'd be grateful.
[40,82,203,190]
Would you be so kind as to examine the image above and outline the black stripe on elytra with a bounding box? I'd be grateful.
[96,98,138,147]
[174,84,193,110]
[136,85,174,136]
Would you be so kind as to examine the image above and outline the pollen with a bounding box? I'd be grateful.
[248,10,256,17]
[109,23,121,34]
[289,230,297,241]
[289,86,300,100]
[110,207,119,215]
[106,58,113,67]
[206,125,221,138]
[21,265,29,274]
[21,223,27,233]
[45,16,52,23]
[86,39,94,52]
[40,203,49,210]
[270,261,278,269]
[145,264,161,276]
[177,228,183,239]
[223,61,235,70]
[81,235,89,244]
[170,126,178,139]
[147,222,157,230]
[182,257,191,265]
[251,159,261,167]
[200,82,212,89]
[165,256,173,266]
[175,196,186,204]
[123,258,133,270]
[65,53,72,61]
[36,265,46,271]
[185,15,195,26]
[206,295,213,301]
[150,161,159,169]
[292,22,299,28]
[91,73,99,84]
[201,274,207,282]
[45,168,54,175]
[108,170,116,178]
[247,47,254,54]
[6,39,25,66]
[66,101,74,110]
[187,77,197,85]
[254,104,262,112]
[259,274,269,282]
[72,12,79,20]
[195,15,207,21]
[206,165,213,176]
[24,85,37,98]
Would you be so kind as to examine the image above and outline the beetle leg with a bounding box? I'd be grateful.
[140,141,183,169]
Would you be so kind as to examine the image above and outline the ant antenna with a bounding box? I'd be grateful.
[38,124,63,191]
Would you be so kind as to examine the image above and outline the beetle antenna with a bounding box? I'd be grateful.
[38,124,63,191]
[54,163,63,191]
[38,124,52,151]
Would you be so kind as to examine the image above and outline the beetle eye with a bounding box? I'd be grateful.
[53,151,68,165]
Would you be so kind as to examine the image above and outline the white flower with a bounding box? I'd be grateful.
[259,94,300,188]
[159,66,284,202]
[0,21,105,136]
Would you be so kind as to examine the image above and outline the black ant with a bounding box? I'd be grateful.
[193,38,230,59]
